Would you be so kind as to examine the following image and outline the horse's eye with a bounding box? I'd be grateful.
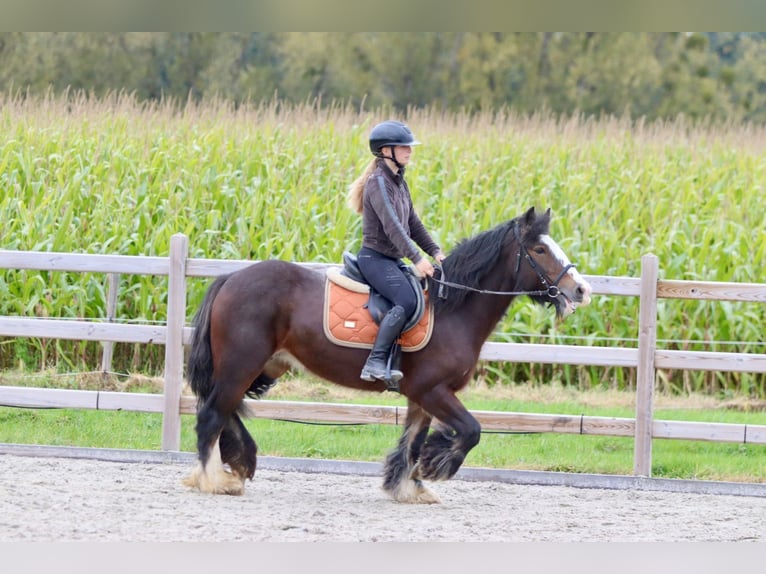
[533,246,546,255]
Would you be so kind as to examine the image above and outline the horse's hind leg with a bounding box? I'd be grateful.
[219,412,257,479]
[382,401,441,504]
[183,435,246,495]
[183,391,248,495]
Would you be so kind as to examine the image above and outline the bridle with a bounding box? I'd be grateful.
[511,224,576,299]
[432,223,576,300]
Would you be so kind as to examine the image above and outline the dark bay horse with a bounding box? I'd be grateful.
[183,207,592,503]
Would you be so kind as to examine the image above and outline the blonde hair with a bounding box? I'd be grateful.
[347,158,377,214]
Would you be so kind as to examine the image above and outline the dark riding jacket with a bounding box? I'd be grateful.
[361,159,441,264]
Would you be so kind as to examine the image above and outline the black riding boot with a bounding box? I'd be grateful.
[360,305,407,382]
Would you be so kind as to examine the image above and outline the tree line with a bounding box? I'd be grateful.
[2,32,766,123]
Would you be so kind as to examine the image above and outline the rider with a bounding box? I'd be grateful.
[347,120,445,383]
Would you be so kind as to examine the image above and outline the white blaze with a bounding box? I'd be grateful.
[540,235,592,307]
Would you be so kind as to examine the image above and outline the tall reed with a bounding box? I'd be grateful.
[1,91,764,396]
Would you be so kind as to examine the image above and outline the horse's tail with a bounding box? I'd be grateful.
[187,273,231,406]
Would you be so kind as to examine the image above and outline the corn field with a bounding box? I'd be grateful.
[1,91,765,396]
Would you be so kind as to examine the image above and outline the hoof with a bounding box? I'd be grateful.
[183,462,245,496]
[384,478,441,504]
[181,475,197,489]
[182,462,204,489]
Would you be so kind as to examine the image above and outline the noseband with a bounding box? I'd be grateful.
[433,223,576,300]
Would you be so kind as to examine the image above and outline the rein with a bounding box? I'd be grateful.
[432,273,556,299]
[433,223,575,300]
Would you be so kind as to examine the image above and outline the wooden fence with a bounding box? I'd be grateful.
[1,234,765,478]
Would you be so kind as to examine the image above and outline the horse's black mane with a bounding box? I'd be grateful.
[430,210,551,313]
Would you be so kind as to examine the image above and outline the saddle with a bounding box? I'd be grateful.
[323,251,433,352]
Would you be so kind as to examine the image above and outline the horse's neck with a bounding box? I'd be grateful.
[465,264,521,341]
[437,256,519,343]
[444,290,515,347]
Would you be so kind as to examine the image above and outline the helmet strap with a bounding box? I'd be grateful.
[385,146,404,171]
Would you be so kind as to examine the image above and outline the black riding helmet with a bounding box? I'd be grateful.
[369,120,421,168]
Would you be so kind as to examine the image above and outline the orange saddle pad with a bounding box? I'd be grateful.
[323,269,433,351]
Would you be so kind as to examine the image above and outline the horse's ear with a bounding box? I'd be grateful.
[520,206,551,239]
[537,208,552,232]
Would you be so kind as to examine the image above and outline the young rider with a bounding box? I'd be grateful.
[347,120,445,383]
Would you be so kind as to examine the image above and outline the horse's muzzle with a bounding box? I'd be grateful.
[556,277,592,317]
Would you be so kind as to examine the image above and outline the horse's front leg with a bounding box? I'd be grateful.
[416,385,481,482]
[382,401,441,504]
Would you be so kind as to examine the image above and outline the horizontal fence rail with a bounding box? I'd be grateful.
[1,235,766,480]
[2,386,764,445]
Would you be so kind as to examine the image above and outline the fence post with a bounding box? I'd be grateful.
[633,254,658,476]
[161,233,189,451]
[100,273,120,378]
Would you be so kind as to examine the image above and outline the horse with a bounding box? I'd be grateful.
[183,206,592,503]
